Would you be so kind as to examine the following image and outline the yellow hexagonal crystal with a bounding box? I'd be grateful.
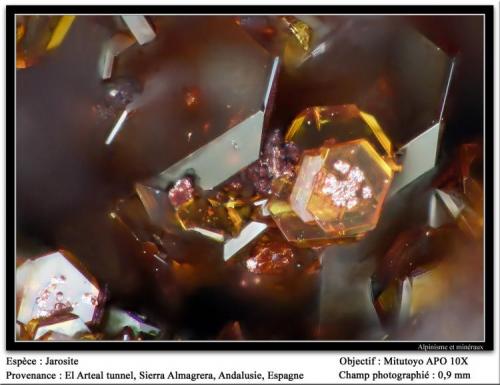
[307,139,393,237]
[269,137,394,245]
[267,176,333,248]
[285,104,393,158]
[16,16,76,69]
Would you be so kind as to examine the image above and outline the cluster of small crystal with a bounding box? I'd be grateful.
[245,239,295,275]
[244,129,300,195]
[120,104,394,269]
[15,250,163,341]
[15,15,399,340]
[158,176,259,243]
[268,105,395,247]
[16,14,484,341]
[93,78,142,123]
[168,178,195,208]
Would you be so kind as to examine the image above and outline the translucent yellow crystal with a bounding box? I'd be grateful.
[307,139,393,236]
[280,16,314,71]
[16,15,76,69]
[267,177,333,248]
[286,104,393,158]
[269,137,394,244]
[46,16,76,50]
[281,16,312,51]
[176,199,243,241]
[289,149,323,222]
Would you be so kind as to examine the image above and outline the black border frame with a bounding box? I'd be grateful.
[5,4,494,351]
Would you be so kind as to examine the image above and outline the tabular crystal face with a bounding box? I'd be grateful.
[134,182,268,262]
[16,251,102,326]
[267,176,333,247]
[108,16,277,186]
[103,307,161,338]
[286,104,392,157]
[289,149,323,223]
[284,17,453,150]
[307,139,393,236]
[176,199,242,241]
[236,15,330,74]
[269,138,393,244]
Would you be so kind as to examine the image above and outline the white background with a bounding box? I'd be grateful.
[1,0,498,383]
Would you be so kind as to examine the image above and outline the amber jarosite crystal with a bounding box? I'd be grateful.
[307,139,393,236]
[269,138,393,245]
[16,15,76,68]
[267,175,333,247]
[286,104,393,158]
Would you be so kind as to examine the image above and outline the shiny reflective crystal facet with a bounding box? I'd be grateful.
[389,122,441,196]
[268,176,332,247]
[224,221,268,261]
[33,313,91,340]
[16,15,482,341]
[269,138,393,244]
[436,189,482,238]
[135,183,180,233]
[289,150,323,222]
[154,111,266,190]
[134,182,267,261]
[296,18,453,149]
[280,16,313,69]
[245,239,295,275]
[16,251,101,326]
[176,199,242,241]
[103,307,161,338]
[307,139,393,236]
[286,105,392,157]
[281,16,312,52]
[107,17,277,187]
[98,33,136,79]
[237,15,328,73]
[273,18,453,194]
[120,16,156,45]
